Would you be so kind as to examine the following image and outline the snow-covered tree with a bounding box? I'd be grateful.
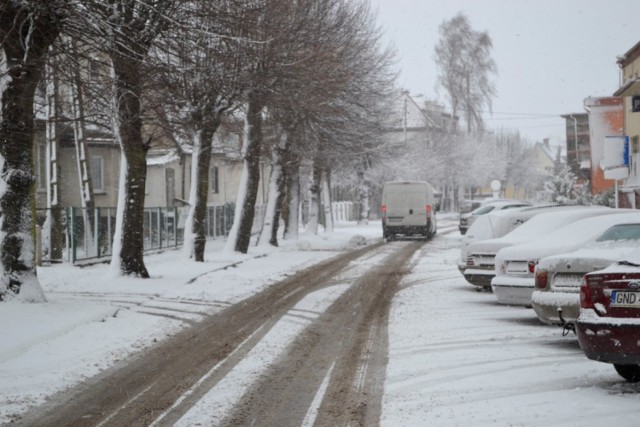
[153,0,246,261]
[82,0,180,277]
[434,12,497,134]
[0,1,66,301]
[227,0,394,251]
[545,164,576,204]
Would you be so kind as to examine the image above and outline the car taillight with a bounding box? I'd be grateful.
[535,270,548,289]
[580,277,594,309]
[381,205,387,220]
[527,260,538,274]
[426,204,432,218]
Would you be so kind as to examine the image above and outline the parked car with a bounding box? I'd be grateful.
[491,212,640,307]
[381,181,439,240]
[458,207,528,274]
[576,248,640,382]
[532,223,640,327]
[459,200,531,235]
[458,204,600,276]
[463,207,614,288]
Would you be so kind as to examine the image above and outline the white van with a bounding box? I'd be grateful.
[381,181,439,240]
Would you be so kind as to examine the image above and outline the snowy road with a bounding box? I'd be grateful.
[18,238,421,426]
[7,219,640,426]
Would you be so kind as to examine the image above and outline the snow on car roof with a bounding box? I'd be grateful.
[465,205,608,244]
[537,240,640,270]
[467,207,614,253]
[495,212,640,263]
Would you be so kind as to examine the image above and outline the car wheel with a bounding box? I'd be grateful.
[614,364,640,382]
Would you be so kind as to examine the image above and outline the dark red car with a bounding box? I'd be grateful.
[576,252,640,382]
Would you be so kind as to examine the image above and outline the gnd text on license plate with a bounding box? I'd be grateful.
[611,291,640,307]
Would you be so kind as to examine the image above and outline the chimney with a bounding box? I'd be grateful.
[543,138,550,149]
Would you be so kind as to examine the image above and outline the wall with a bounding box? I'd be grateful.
[585,96,623,194]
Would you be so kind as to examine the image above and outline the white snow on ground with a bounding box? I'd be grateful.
[382,231,640,427]
[2,214,640,426]
[0,221,382,424]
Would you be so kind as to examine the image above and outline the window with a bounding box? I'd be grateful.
[210,166,219,194]
[91,156,104,192]
[596,224,640,242]
[36,144,47,191]
[166,168,175,208]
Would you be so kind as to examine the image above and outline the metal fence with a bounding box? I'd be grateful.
[35,204,237,264]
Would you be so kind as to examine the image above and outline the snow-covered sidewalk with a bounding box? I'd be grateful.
[0,220,386,424]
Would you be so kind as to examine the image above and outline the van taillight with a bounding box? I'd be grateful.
[579,277,594,309]
[535,270,548,289]
[426,204,432,218]
[381,205,387,219]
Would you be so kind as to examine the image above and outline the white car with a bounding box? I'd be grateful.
[463,207,614,288]
[459,200,530,235]
[458,204,602,275]
[532,223,640,326]
[492,211,640,306]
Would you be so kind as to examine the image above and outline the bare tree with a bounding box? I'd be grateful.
[434,12,497,134]
[152,0,247,261]
[81,0,180,277]
[0,1,66,301]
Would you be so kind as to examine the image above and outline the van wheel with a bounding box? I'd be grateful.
[614,364,640,382]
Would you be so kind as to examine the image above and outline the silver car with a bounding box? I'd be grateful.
[463,207,614,288]
[532,223,640,327]
[492,212,640,307]
[459,200,530,235]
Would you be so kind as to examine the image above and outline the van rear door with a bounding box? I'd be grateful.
[386,188,426,227]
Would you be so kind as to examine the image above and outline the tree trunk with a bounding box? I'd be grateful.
[69,38,97,257]
[190,121,218,261]
[110,55,149,277]
[355,164,370,225]
[270,155,288,246]
[257,131,287,247]
[283,154,300,241]
[321,167,334,233]
[305,156,322,234]
[0,4,59,300]
[226,94,263,254]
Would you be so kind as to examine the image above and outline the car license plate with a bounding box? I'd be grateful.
[552,273,583,289]
[387,217,402,223]
[474,255,495,266]
[506,261,527,274]
[611,291,640,308]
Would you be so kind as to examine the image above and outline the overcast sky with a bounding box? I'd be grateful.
[369,0,640,148]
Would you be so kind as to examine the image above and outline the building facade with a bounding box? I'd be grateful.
[560,113,590,186]
[613,40,640,208]
[583,96,624,195]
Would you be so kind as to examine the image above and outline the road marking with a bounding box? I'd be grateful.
[148,322,268,426]
[94,382,156,427]
[301,361,336,427]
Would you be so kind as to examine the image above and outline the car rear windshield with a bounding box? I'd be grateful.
[595,223,640,242]
[472,205,496,215]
